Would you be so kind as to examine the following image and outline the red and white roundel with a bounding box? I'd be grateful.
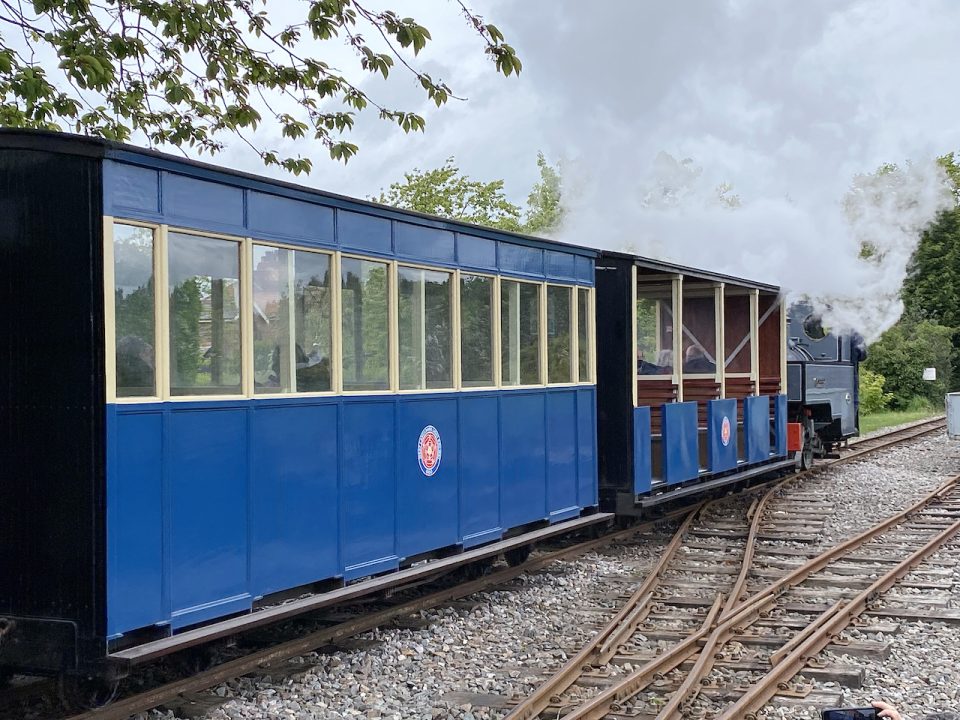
[418,425,442,477]
[721,416,732,447]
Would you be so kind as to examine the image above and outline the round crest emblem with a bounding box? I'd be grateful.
[418,425,442,477]
[721,416,732,447]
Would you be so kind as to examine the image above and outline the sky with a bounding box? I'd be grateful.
[217,1,960,340]
[12,0,960,339]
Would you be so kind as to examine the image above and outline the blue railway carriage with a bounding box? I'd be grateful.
[595,252,793,514]
[0,131,600,677]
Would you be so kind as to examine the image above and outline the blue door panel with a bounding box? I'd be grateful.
[577,389,598,507]
[744,395,771,463]
[107,410,165,636]
[708,399,738,472]
[459,395,501,545]
[340,401,398,574]
[633,406,653,494]
[250,403,339,596]
[547,391,578,519]
[396,398,459,557]
[773,394,787,457]
[500,393,547,528]
[167,408,250,623]
[662,402,699,484]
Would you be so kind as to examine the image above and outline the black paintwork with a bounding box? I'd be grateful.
[0,145,106,672]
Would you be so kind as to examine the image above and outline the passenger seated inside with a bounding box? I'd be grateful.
[637,348,661,375]
[656,349,673,374]
[683,345,716,373]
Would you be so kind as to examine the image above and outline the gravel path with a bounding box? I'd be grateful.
[143,431,960,720]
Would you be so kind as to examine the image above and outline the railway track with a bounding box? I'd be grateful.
[505,416,954,720]
[2,416,946,720]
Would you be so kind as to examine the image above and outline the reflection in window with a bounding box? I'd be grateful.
[252,246,332,394]
[501,280,541,386]
[114,224,156,397]
[168,233,242,395]
[460,274,494,387]
[547,285,572,383]
[398,266,452,390]
[341,257,389,391]
[578,288,590,382]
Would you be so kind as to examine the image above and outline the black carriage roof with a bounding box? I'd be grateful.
[598,249,780,294]
[0,129,780,293]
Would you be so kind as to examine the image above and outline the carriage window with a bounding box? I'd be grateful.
[252,246,332,394]
[168,233,242,395]
[341,257,390,391]
[460,274,495,387]
[578,287,591,382]
[398,266,453,390]
[547,285,573,384]
[113,224,156,397]
[501,280,541,386]
[724,291,752,374]
[680,282,718,376]
[636,282,674,376]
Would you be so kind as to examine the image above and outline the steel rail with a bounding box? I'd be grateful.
[553,474,960,720]
[719,515,960,720]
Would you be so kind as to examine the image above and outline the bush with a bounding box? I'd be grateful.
[859,368,893,414]
[863,320,954,409]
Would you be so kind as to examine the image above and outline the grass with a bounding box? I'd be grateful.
[859,407,940,435]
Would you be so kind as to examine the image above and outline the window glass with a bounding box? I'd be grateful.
[578,287,591,382]
[252,246,332,394]
[341,257,389,391]
[113,224,156,397]
[547,285,573,383]
[636,282,674,376]
[168,232,242,395]
[460,274,494,387]
[398,266,453,390]
[501,280,541,386]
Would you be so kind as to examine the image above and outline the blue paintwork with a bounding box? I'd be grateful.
[459,395,501,547]
[340,401,398,578]
[744,395,771,463]
[663,402,699,484]
[457,234,498,271]
[162,172,245,233]
[547,391,578,521]
[545,250,577,280]
[577,389,598,508]
[167,407,250,628]
[633,406,653,494]
[338,209,392,255]
[708,399,738,472]
[773,394,787,457]
[396,399,459,557]
[500,392,548,527]
[250,403,339,596]
[101,158,595,285]
[102,162,159,216]
[248,192,335,247]
[395,222,456,265]
[499,243,544,277]
[106,409,164,637]
[106,387,597,638]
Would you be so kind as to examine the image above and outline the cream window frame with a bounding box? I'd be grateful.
[574,285,596,385]
[499,276,545,389]
[338,252,394,396]
[635,275,677,385]
[248,240,337,399]
[676,280,719,384]
[458,270,499,392]
[545,282,576,387]
[395,261,456,395]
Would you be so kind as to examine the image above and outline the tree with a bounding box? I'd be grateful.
[524,151,563,234]
[374,157,522,231]
[0,2,521,173]
[863,320,954,408]
[858,368,893,414]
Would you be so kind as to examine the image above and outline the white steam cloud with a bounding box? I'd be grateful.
[493,0,960,343]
